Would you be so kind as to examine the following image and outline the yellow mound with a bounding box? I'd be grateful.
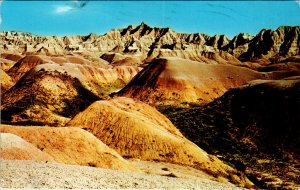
[0,133,55,162]
[7,55,56,82]
[6,54,111,83]
[66,97,253,186]
[101,52,143,66]
[1,67,99,126]
[0,69,14,93]
[34,53,110,68]
[35,63,141,97]
[51,54,110,68]
[111,57,142,66]
[0,125,138,172]
[0,57,17,71]
[118,57,269,105]
[1,62,141,126]
[0,53,23,62]
[157,50,241,65]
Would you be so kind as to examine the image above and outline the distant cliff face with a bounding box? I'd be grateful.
[1,23,299,64]
[234,26,300,62]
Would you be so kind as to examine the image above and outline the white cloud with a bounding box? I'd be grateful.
[0,0,3,25]
[54,5,74,14]
[297,0,300,7]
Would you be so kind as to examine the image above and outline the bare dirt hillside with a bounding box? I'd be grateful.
[1,61,141,126]
[1,68,99,126]
[0,57,17,71]
[0,53,23,62]
[0,133,54,162]
[117,57,274,105]
[100,52,143,66]
[66,97,254,187]
[7,55,56,82]
[0,125,138,172]
[6,54,111,83]
[0,69,14,93]
[34,63,141,98]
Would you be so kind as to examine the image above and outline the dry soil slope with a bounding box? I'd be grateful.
[154,49,242,65]
[0,125,137,172]
[118,57,271,105]
[66,97,253,187]
[1,69,14,93]
[6,54,111,83]
[0,133,54,162]
[100,52,143,66]
[1,67,99,127]
[7,55,56,82]
[35,63,141,98]
[1,61,142,126]
[0,53,23,62]
[50,54,110,68]
[0,57,17,71]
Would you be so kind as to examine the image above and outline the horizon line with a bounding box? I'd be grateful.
[2,23,299,39]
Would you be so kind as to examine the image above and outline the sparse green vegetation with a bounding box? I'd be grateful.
[158,79,300,189]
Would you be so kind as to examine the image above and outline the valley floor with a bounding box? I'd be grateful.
[0,160,241,189]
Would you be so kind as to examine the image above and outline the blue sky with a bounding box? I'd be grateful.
[1,1,300,38]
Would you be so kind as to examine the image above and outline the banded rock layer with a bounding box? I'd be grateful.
[1,24,299,64]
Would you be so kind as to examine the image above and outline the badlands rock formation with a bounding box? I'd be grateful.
[118,57,271,105]
[1,62,140,126]
[6,54,111,83]
[1,67,100,126]
[0,53,23,62]
[0,125,137,172]
[0,133,54,162]
[0,53,22,71]
[1,23,299,189]
[0,23,299,64]
[236,26,300,62]
[1,24,299,64]
[33,63,141,97]
[0,58,16,71]
[221,33,254,58]
[7,55,56,82]
[66,97,253,187]
[100,52,143,66]
[1,69,14,93]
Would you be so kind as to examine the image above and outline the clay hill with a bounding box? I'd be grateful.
[32,63,141,98]
[0,133,55,162]
[1,24,299,64]
[117,57,298,105]
[1,69,14,93]
[0,125,138,172]
[160,77,300,189]
[1,66,99,126]
[1,60,140,126]
[66,97,253,187]
[5,54,111,83]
